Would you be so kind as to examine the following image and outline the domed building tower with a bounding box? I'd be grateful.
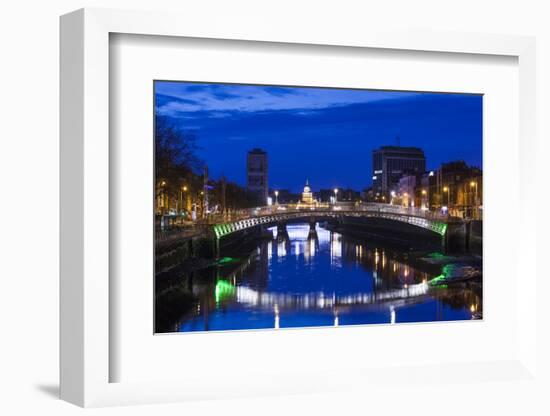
[301,179,314,204]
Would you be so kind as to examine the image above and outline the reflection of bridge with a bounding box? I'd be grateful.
[213,203,449,240]
[215,279,432,328]
[233,282,430,309]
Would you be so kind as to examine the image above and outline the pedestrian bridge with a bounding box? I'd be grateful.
[212,203,449,240]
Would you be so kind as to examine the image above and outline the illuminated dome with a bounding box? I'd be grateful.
[302,180,313,204]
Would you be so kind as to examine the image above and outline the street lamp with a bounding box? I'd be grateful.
[180,185,188,216]
[470,181,478,219]
[334,188,339,203]
[159,180,167,214]
[421,189,428,210]
[274,190,279,205]
[443,186,450,210]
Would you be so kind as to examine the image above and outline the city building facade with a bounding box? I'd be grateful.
[437,161,482,218]
[246,148,268,203]
[372,146,426,198]
[397,174,417,207]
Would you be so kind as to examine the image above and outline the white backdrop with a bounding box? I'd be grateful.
[1,1,548,415]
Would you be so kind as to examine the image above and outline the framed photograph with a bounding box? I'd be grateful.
[60,8,539,408]
[153,80,482,334]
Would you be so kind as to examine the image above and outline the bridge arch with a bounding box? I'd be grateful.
[212,208,448,240]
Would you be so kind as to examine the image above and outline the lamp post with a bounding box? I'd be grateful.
[421,189,427,210]
[470,181,478,219]
[200,190,205,219]
[443,186,450,207]
[274,190,279,205]
[180,185,188,217]
[159,180,167,215]
[334,188,339,203]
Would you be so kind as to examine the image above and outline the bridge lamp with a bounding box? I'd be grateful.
[334,188,339,202]
[274,190,279,205]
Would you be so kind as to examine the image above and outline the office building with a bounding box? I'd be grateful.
[372,146,426,197]
[247,148,268,203]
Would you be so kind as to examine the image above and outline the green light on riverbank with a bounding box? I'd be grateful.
[429,264,455,287]
[429,274,446,286]
[215,279,236,304]
[218,257,239,265]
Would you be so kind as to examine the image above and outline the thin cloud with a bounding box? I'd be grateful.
[155,82,419,117]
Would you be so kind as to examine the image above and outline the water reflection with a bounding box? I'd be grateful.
[159,223,481,333]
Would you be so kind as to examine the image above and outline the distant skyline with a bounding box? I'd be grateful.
[155,81,482,193]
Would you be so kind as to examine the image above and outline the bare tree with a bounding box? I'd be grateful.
[155,116,202,209]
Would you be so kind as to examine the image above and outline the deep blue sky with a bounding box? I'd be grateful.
[155,81,482,193]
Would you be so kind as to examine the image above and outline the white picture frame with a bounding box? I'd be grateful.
[60,7,539,408]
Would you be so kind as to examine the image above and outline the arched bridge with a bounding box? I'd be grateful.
[212,203,449,240]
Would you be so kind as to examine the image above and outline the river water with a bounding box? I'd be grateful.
[164,223,481,333]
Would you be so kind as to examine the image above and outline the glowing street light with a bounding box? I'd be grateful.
[470,180,478,219]
[334,188,339,202]
[443,186,450,210]
[274,190,279,205]
[421,189,428,210]
[179,185,189,215]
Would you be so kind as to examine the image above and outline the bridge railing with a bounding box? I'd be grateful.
[156,203,451,240]
[225,203,450,222]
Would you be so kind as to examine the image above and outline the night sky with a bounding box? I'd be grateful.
[155,81,482,193]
